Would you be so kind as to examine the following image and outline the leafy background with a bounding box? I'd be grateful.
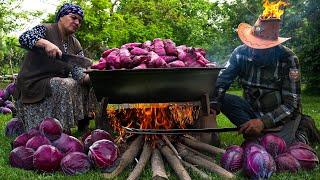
[1,0,319,92]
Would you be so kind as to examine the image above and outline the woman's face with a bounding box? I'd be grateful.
[59,13,82,34]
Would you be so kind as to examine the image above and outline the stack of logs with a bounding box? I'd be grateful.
[103,135,235,179]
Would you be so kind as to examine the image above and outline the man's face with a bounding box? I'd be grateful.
[59,13,82,34]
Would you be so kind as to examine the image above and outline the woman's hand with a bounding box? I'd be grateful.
[44,42,62,58]
[36,39,62,58]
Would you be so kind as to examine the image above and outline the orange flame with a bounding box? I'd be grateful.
[107,103,200,142]
[262,0,288,19]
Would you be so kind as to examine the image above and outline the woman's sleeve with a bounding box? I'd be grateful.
[71,48,86,82]
[71,66,86,82]
[19,25,47,49]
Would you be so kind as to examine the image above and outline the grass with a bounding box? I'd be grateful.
[0,88,319,179]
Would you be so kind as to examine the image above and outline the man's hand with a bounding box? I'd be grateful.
[239,119,264,136]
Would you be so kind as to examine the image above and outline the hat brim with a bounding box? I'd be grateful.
[237,23,291,49]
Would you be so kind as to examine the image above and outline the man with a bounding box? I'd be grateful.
[211,15,319,145]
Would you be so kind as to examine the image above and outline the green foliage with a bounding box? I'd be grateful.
[1,0,319,91]
[0,0,43,74]
[260,0,320,92]
[0,36,25,75]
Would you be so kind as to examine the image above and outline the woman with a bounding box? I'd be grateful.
[14,3,94,133]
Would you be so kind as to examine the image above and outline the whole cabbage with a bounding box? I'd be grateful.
[5,118,24,137]
[52,133,84,155]
[0,107,12,114]
[88,140,119,169]
[60,152,91,175]
[275,153,301,173]
[9,146,34,170]
[5,102,16,113]
[26,135,51,150]
[33,145,63,172]
[91,129,113,143]
[288,142,319,170]
[12,133,31,149]
[243,143,266,158]
[260,133,286,158]
[0,89,10,100]
[244,150,276,179]
[6,82,16,95]
[39,117,62,141]
[220,145,244,172]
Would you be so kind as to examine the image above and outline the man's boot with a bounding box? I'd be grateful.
[296,114,320,145]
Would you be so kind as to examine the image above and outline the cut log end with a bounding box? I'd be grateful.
[151,148,168,180]
[127,142,152,180]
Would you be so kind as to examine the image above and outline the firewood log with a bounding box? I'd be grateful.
[159,144,191,180]
[127,142,152,180]
[151,148,168,180]
[103,135,144,179]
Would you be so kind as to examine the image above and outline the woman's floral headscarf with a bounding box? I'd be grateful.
[55,3,84,22]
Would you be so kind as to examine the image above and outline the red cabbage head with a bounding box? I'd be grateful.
[52,133,84,155]
[288,142,319,170]
[39,117,63,141]
[220,145,244,172]
[88,140,119,169]
[33,145,63,172]
[5,118,25,137]
[26,135,51,150]
[9,146,34,170]
[275,152,301,173]
[60,152,91,175]
[260,133,286,158]
[244,150,276,179]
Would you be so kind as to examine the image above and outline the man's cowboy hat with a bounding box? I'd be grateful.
[237,16,291,49]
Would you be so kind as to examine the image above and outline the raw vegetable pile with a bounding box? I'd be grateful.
[6,117,118,176]
[220,133,319,179]
[0,82,16,115]
[91,38,217,70]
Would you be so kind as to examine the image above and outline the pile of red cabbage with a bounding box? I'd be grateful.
[91,38,217,70]
[0,82,16,115]
[8,118,118,175]
[220,133,319,178]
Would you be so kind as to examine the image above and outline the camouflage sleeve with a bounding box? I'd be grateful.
[260,51,301,128]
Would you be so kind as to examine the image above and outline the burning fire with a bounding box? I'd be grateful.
[107,103,200,142]
[261,0,288,19]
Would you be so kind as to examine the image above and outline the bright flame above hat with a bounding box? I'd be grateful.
[262,0,288,19]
